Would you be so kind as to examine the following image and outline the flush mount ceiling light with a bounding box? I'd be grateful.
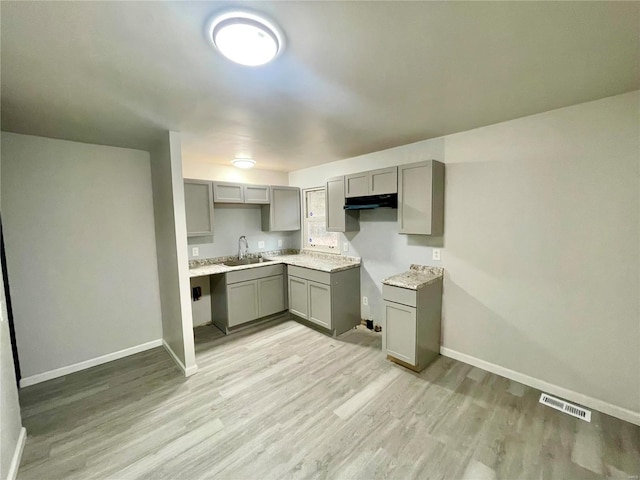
[232,158,256,169]
[207,10,285,66]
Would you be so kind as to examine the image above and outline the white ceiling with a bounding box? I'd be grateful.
[1,1,638,172]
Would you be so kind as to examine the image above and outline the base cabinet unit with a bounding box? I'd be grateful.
[398,160,445,236]
[326,176,359,232]
[383,281,442,372]
[287,265,360,335]
[261,186,301,232]
[184,179,214,237]
[211,264,286,334]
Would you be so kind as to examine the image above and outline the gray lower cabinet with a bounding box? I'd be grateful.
[261,186,301,232]
[326,176,359,232]
[383,281,442,372]
[287,265,360,335]
[398,160,445,235]
[184,179,214,237]
[211,264,286,333]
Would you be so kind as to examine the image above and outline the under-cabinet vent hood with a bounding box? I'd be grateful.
[344,193,398,210]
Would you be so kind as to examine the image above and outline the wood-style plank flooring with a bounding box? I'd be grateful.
[17,318,640,479]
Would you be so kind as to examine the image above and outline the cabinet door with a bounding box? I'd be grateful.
[398,161,444,235]
[385,301,416,365]
[244,185,270,204]
[345,172,369,198]
[269,186,301,231]
[227,281,259,327]
[258,275,285,317]
[326,176,345,232]
[288,276,308,319]
[308,281,331,329]
[184,180,214,236]
[369,167,398,195]
[213,182,244,203]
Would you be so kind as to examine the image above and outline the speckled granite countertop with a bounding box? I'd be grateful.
[189,250,361,278]
[382,265,443,290]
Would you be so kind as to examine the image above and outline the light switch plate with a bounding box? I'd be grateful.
[192,247,199,257]
[343,242,349,252]
[432,248,441,261]
[278,239,283,247]
[258,241,265,249]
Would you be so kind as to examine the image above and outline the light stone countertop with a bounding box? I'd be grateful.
[382,264,444,290]
[189,250,361,278]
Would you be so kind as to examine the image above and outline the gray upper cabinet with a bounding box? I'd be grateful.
[213,182,244,203]
[345,172,369,198]
[213,182,270,204]
[244,185,270,204]
[345,167,397,198]
[398,160,444,235]
[261,186,301,232]
[369,167,398,195]
[184,179,214,237]
[326,176,359,233]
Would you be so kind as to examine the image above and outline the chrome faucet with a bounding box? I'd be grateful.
[238,235,248,260]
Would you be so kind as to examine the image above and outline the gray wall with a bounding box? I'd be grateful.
[1,132,163,380]
[289,91,639,418]
[187,204,300,261]
[0,142,24,480]
[150,131,196,374]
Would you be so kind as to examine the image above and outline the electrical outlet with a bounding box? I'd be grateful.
[432,248,441,261]
[258,241,265,249]
[278,239,283,247]
[343,242,349,252]
[362,296,368,306]
[192,247,199,257]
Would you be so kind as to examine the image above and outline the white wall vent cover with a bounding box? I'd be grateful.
[539,393,591,422]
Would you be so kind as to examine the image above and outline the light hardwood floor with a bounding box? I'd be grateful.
[17,318,640,479]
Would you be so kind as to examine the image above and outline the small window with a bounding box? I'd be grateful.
[303,187,339,253]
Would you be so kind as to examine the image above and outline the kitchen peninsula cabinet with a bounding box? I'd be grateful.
[184,179,214,237]
[398,160,444,235]
[211,264,286,333]
[382,266,443,372]
[287,265,360,335]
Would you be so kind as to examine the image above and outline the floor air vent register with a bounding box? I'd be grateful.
[539,393,591,422]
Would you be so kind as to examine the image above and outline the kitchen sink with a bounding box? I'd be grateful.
[222,258,274,267]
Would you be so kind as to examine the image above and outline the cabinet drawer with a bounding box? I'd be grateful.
[382,284,416,307]
[287,265,331,285]
[226,264,284,284]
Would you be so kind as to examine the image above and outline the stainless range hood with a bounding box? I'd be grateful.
[344,193,398,210]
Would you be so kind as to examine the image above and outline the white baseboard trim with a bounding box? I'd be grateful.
[440,347,640,426]
[7,427,26,480]
[162,340,198,377]
[20,339,163,388]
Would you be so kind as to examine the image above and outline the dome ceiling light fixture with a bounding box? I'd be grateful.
[207,10,285,66]
[232,157,256,169]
